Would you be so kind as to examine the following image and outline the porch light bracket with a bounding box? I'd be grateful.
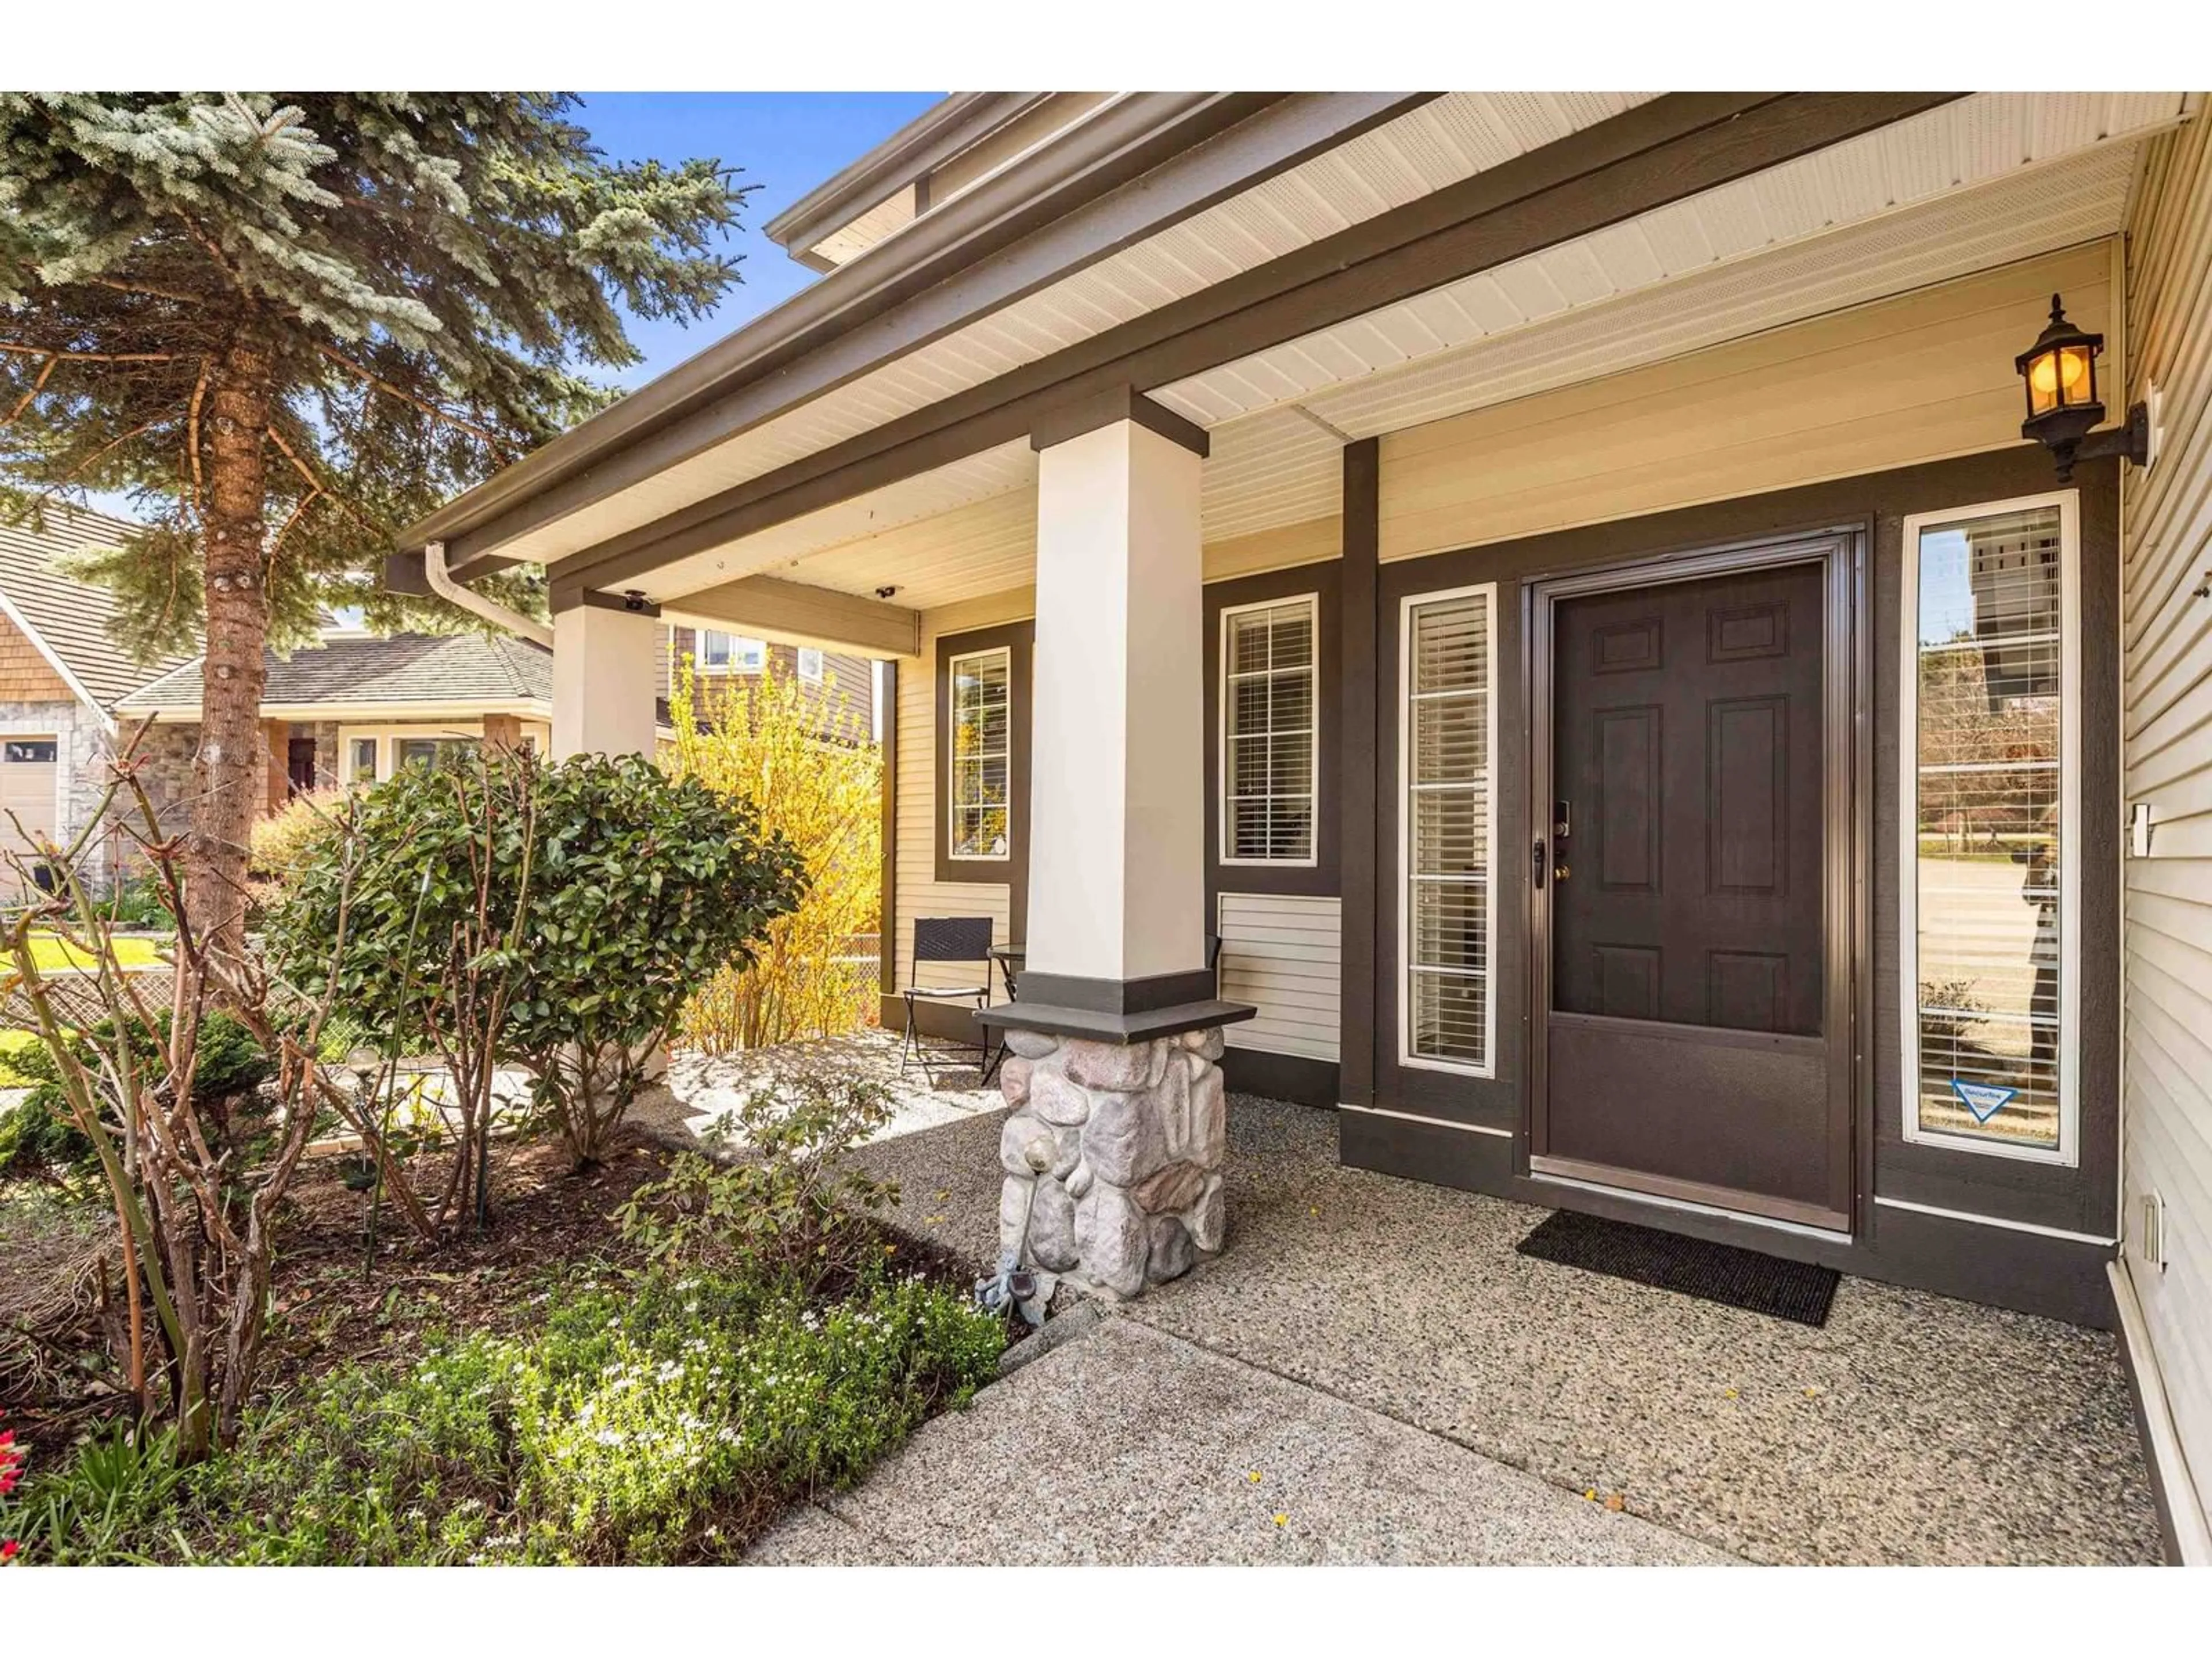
[2014,292,2153,483]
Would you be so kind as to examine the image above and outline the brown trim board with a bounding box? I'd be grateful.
[426,93,1430,577]
[933,620,1034,944]
[1350,444,2122,1325]
[549,92,1963,605]
[763,93,1052,255]
[878,658,898,1000]
[1202,556,1343,917]
[1337,438,1380,1111]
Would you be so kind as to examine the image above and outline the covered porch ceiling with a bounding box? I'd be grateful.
[513,92,2196,635]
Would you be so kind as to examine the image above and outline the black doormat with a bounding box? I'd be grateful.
[1516,1209,1840,1327]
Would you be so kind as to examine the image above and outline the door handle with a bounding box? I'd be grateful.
[1532,838,1547,890]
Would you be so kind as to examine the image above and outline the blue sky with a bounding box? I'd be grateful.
[578,92,940,387]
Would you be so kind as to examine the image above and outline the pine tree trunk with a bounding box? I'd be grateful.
[189,334,274,956]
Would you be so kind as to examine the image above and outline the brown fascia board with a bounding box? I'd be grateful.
[407,92,1433,579]
[761,92,1053,255]
[547,92,1967,604]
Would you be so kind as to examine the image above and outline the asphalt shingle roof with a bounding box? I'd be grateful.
[0,504,196,709]
[119,629,552,713]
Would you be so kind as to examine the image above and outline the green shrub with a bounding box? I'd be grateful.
[271,749,807,1172]
[5,1263,1003,1565]
[618,1074,899,1286]
[0,1009,276,1184]
[97,875,170,932]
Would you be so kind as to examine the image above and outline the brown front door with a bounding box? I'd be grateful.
[1532,543,1855,1230]
[287,737,319,796]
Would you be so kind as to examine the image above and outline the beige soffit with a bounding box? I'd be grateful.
[1155,92,2191,430]
[487,93,1662,572]
[656,130,2150,607]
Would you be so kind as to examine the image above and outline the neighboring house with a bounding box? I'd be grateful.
[117,626,556,819]
[0,504,192,893]
[659,623,875,741]
[393,93,2212,1556]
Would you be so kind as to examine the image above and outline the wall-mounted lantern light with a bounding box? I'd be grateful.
[2015,293,2151,482]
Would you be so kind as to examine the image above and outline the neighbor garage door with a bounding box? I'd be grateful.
[1,736,59,896]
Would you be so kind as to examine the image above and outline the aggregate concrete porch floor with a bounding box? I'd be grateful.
[774,1089,2165,1567]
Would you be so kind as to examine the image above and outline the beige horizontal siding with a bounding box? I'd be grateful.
[1377,242,2114,563]
[2119,108,2212,1552]
[1218,892,1340,1062]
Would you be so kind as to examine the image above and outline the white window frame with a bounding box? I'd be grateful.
[1897,489,2080,1166]
[1218,593,1320,869]
[696,630,766,675]
[1397,581,1498,1078]
[797,646,826,684]
[946,645,1013,863]
[338,724,487,785]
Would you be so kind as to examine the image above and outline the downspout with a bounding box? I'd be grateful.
[423,541,554,649]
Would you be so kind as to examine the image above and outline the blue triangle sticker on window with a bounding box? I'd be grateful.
[1949,1079,2017,1124]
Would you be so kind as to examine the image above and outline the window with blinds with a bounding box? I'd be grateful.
[1903,497,2076,1160]
[948,647,1012,860]
[1221,596,1318,864]
[1401,584,1495,1073]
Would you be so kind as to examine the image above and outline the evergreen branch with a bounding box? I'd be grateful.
[184,361,209,520]
[85,274,206,307]
[0,342,178,363]
[263,422,390,540]
[266,484,322,564]
[313,343,512,456]
[18,403,187,510]
[1,350,58,430]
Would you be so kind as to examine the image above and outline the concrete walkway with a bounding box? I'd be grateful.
[752,1316,1730,1565]
[752,1087,2164,1567]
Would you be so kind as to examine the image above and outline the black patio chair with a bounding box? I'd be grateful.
[900,915,998,1085]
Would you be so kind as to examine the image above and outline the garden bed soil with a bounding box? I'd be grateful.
[2,1123,990,1440]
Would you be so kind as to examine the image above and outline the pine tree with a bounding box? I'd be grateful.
[0,94,746,945]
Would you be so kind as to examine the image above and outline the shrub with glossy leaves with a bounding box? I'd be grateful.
[271,748,806,1169]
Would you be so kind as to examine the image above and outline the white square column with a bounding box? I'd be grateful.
[1027,414,1207,985]
[552,600,661,760]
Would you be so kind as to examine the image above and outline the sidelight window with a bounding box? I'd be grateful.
[1900,494,2078,1162]
[1221,595,1319,865]
[948,647,1012,860]
[1400,583,1497,1075]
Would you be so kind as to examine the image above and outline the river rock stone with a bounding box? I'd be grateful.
[999,1112,1055,1177]
[1081,1087,1167,1187]
[999,1174,1035,1257]
[1150,1057,1191,1157]
[1074,1184,1148,1297]
[1189,1066,1226,1165]
[1179,1025,1226,1062]
[998,1056,1034,1109]
[1132,1158,1206,1215]
[1186,1175,1226,1251]
[1028,1176,1078,1271]
[1147,1214,1196,1283]
[1063,1036,1162,1093]
[1005,1028,1062,1060]
[1028,1066,1093,1127]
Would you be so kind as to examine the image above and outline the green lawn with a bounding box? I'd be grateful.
[20,932,166,972]
[0,1027,46,1086]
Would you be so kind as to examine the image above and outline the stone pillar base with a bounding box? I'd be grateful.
[995,1025,1228,1299]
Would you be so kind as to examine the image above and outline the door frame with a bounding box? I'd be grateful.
[1523,526,1869,1233]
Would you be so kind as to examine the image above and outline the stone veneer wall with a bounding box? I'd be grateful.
[996,1025,1228,1298]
